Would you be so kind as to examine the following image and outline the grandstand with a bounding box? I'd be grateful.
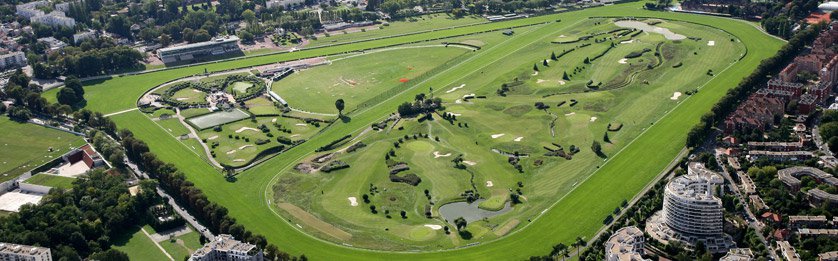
[157,36,241,64]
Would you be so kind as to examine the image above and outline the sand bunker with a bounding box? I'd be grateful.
[536,79,548,84]
[226,150,237,155]
[449,113,462,116]
[433,151,451,158]
[208,135,219,140]
[455,99,463,104]
[590,117,597,122]
[272,118,277,123]
[233,159,245,162]
[424,224,443,230]
[558,35,566,38]
[620,40,634,44]
[558,80,566,85]
[296,123,308,126]
[235,127,259,133]
[565,112,576,116]
[708,40,715,46]
[176,98,189,101]
[491,134,505,139]
[618,58,628,64]
[463,161,477,166]
[446,84,466,93]
[290,134,301,137]
[532,71,539,76]
[486,181,494,187]
[192,89,202,93]
[239,145,253,150]
[671,92,682,100]
[514,137,523,142]
[615,20,686,40]
[348,197,358,206]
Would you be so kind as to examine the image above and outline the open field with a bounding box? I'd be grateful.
[0,118,86,182]
[23,174,76,189]
[112,227,171,261]
[159,229,204,260]
[81,1,782,259]
[309,14,487,48]
[273,46,472,114]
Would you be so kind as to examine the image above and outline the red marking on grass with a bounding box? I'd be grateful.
[399,78,409,83]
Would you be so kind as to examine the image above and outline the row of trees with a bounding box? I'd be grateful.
[686,23,824,148]
[118,130,297,260]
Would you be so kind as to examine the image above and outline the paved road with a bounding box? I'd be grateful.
[714,150,778,260]
[125,158,215,241]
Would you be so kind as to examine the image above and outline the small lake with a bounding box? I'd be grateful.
[614,20,686,40]
[438,199,512,223]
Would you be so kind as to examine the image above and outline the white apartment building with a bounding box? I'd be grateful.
[605,226,649,261]
[0,242,52,261]
[0,52,27,70]
[190,234,263,261]
[31,11,76,28]
[266,0,306,9]
[15,1,47,19]
[645,162,735,253]
[73,30,96,44]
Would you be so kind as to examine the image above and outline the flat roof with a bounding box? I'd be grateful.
[158,36,239,54]
[0,192,43,212]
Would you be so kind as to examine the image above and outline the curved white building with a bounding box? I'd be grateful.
[646,162,734,253]
[662,162,725,236]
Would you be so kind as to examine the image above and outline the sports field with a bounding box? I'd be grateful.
[0,118,86,183]
[308,14,487,48]
[75,1,782,259]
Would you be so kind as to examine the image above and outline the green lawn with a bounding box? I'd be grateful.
[88,1,782,259]
[112,227,170,261]
[23,174,76,189]
[0,118,86,182]
[309,14,487,48]
[159,230,203,260]
[272,45,472,114]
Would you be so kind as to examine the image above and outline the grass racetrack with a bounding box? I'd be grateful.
[91,1,782,259]
[0,118,86,182]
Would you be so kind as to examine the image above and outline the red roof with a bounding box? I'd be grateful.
[761,212,782,223]
[806,11,830,24]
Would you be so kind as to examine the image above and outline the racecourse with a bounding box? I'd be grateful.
[91,2,781,260]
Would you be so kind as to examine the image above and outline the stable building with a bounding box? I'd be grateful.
[157,36,241,64]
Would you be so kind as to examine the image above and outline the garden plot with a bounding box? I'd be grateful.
[187,109,250,130]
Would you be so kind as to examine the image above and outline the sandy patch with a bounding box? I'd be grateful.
[424,224,443,230]
[671,92,682,100]
[433,151,451,158]
[290,134,301,137]
[235,127,259,133]
[708,40,715,46]
[226,150,237,155]
[536,79,548,84]
[208,135,219,140]
[455,99,462,104]
[558,35,566,38]
[620,40,634,44]
[192,89,202,93]
[514,136,523,142]
[532,71,539,76]
[449,113,462,116]
[618,58,628,64]
[486,181,494,187]
[565,112,576,116]
[272,118,277,123]
[491,134,505,139]
[558,80,566,85]
[176,98,189,101]
[348,197,358,206]
[463,161,477,166]
[590,117,597,122]
[233,159,245,162]
[446,84,465,93]
[296,123,308,126]
[239,145,253,150]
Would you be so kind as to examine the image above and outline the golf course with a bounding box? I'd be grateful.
[55,1,784,259]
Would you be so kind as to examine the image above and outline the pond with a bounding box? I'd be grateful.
[614,20,686,40]
[438,199,512,223]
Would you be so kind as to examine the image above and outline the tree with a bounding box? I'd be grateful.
[65,76,85,100]
[583,57,590,64]
[563,71,569,80]
[192,29,212,42]
[603,132,610,143]
[89,249,129,261]
[335,99,345,115]
[454,217,468,230]
[551,51,557,60]
[543,59,549,66]
[551,243,568,261]
[57,88,79,106]
[832,11,838,21]
[573,236,586,257]
[591,141,601,154]
[533,63,539,72]
[160,34,172,46]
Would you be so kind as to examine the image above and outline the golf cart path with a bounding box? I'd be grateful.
[176,108,224,169]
